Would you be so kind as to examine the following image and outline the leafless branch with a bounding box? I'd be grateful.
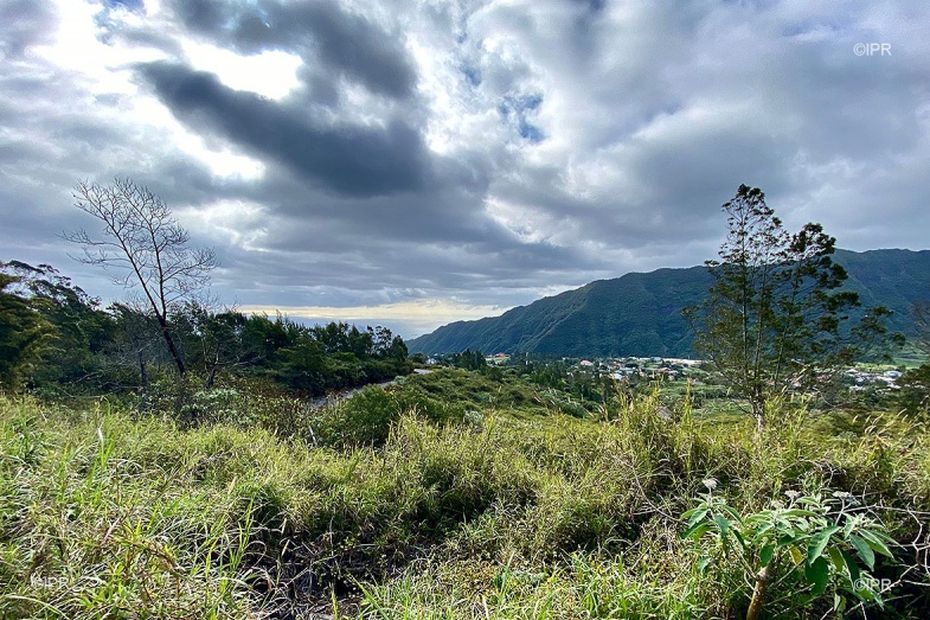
[64,178,216,375]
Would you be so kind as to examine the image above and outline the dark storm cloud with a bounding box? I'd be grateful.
[136,61,429,196]
[171,0,418,99]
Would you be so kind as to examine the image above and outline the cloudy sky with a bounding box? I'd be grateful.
[1,0,929,336]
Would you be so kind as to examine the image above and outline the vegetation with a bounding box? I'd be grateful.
[0,272,53,390]
[65,179,218,376]
[684,487,895,618]
[514,357,616,406]
[686,185,897,427]
[898,304,930,416]
[1,367,928,618]
[447,348,488,372]
[0,258,410,399]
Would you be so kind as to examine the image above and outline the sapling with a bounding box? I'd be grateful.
[682,484,894,619]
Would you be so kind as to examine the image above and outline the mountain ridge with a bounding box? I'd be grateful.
[408,249,930,357]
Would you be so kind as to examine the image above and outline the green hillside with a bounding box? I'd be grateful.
[408,249,930,357]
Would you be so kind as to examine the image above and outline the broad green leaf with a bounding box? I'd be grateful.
[719,504,741,520]
[840,549,860,585]
[857,584,878,603]
[807,526,840,565]
[714,514,730,538]
[731,527,746,550]
[782,509,818,518]
[849,535,875,571]
[751,522,773,542]
[859,530,894,559]
[685,508,708,529]
[759,544,775,567]
[683,521,710,540]
[828,547,844,571]
[805,556,830,595]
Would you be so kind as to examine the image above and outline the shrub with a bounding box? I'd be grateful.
[683,487,895,618]
[311,386,399,447]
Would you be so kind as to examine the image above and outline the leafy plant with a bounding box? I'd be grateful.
[683,484,895,619]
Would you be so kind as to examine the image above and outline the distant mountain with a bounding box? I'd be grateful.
[408,249,930,358]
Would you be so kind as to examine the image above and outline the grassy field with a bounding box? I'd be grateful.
[1,369,928,618]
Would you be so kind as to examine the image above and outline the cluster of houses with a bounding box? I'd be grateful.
[424,352,511,366]
[575,357,703,381]
[425,352,910,393]
[485,353,511,365]
[845,367,904,391]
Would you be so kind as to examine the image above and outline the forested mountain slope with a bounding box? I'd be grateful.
[408,249,930,357]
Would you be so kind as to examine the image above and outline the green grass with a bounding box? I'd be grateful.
[1,369,928,618]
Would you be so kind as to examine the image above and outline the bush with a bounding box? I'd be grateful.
[683,488,894,618]
[311,386,400,446]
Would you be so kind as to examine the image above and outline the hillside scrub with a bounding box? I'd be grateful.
[1,369,928,618]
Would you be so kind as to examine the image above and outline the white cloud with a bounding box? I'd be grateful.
[180,39,303,101]
[176,199,269,250]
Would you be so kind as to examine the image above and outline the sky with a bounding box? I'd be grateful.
[1,0,929,337]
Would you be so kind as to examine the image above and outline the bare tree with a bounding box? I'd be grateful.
[65,179,215,376]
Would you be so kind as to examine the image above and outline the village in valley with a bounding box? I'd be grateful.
[461,352,911,393]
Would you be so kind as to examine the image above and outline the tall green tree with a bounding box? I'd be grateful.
[896,302,930,414]
[3,261,114,387]
[686,185,892,428]
[0,273,53,390]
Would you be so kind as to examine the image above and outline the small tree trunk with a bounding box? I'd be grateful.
[138,350,148,387]
[205,355,218,389]
[750,390,765,431]
[746,565,769,620]
[156,316,185,376]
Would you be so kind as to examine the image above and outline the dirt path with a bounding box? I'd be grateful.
[308,368,433,409]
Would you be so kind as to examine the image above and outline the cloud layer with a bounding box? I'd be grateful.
[1,0,929,336]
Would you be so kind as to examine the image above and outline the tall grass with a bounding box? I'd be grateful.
[1,370,928,617]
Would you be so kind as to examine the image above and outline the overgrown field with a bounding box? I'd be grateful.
[1,369,928,618]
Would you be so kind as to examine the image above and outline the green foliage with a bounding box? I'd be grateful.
[515,357,615,406]
[897,363,930,416]
[683,489,894,615]
[686,185,895,423]
[0,272,53,389]
[1,368,929,617]
[0,260,414,398]
[447,348,487,371]
[312,386,403,446]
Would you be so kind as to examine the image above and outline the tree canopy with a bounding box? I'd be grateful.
[685,184,896,426]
